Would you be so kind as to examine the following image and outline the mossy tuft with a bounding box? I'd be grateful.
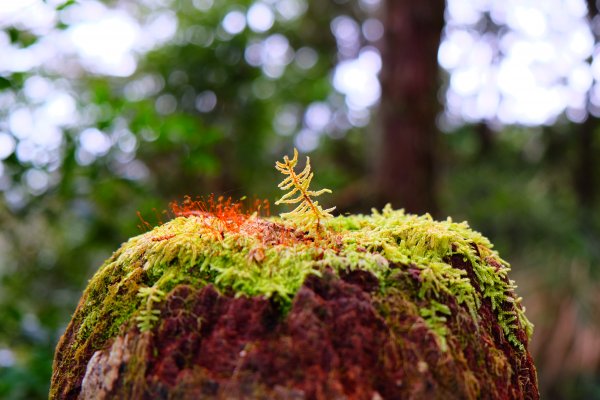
[76,203,531,351]
[51,200,536,398]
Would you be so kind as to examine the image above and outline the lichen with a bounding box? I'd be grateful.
[51,203,535,399]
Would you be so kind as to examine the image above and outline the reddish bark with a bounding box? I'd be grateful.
[376,1,445,214]
[60,268,538,399]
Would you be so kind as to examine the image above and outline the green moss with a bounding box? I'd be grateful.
[325,205,532,349]
[72,205,533,360]
[136,286,166,332]
[419,299,452,351]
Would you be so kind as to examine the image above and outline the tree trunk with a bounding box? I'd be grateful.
[577,0,599,211]
[375,0,445,215]
[575,116,597,209]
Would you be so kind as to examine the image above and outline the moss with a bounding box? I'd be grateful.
[324,205,532,349]
[51,205,536,399]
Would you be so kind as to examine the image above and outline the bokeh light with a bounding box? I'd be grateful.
[440,0,595,128]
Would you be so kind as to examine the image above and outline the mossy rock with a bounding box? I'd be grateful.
[50,206,538,399]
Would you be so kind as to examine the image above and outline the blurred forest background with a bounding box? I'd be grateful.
[0,0,599,398]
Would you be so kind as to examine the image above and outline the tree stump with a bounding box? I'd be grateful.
[50,205,538,399]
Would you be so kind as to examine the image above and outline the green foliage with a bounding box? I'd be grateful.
[419,300,451,351]
[0,344,53,399]
[55,0,77,11]
[135,286,165,332]
[324,205,533,350]
[275,148,335,231]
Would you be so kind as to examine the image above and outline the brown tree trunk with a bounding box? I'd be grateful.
[577,0,599,210]
[575,116,597,209]
[375,1,445,215]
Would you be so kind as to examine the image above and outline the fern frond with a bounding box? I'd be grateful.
[275,148,335,231]
[136,285,165,332]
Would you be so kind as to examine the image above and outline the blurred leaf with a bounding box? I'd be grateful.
[0,76,11,90]
[56,0,77,11]
[7,28,38,48]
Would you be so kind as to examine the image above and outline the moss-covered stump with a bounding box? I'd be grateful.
[51,205,538,399]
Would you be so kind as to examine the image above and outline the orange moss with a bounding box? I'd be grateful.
[163,194,270,241]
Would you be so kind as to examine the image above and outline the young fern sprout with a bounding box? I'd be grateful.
[275,148,335,231]
[136,286,165,332]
